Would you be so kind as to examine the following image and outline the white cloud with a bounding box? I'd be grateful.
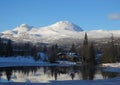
[108,13,120,20]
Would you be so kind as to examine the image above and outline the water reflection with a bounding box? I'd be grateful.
[81,65,95,80]
[0,66,119,82]
[5,68,12,81]
[102,71,119,79]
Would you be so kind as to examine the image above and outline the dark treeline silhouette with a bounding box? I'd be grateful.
[0,38,13,57]
[0,37,49,61]
[69,43,76,53]
[101,35,118,63]
[49,44,59,63]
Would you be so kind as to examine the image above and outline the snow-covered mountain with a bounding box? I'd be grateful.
[1,21,120,44]
[0,21,83,43]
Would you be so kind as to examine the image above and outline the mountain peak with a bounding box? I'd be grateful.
[20,24,29,28]
[50,21,83,32]
[13,24,34,33]
[55,21,73,25]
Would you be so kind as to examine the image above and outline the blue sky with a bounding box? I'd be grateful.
[0,0,120,32]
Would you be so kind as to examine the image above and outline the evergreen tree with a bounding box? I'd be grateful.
[69,43,76,53]
[89,43,96,66]
[49,44,59,63]
[82,33,90,65]
[5,68,12,81]
[6,39,13,57]
[24,42,31,56]
[43,45,47,53]
[32,46,40,61]
[88,43,96,80]
[101,35,117,63]
[84,32,88,45]
[81,33,96,80]
[82,33,96,65]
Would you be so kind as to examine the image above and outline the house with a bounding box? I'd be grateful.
[57,52,80,62]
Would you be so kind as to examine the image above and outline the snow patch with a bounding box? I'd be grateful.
[102,63,120,73]
[102,63,120,68]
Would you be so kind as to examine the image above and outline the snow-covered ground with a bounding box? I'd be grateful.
[102,63,120,72]
[56,61,76,65]
[102,63,120,68]
[103,67,120,72]
[0,56,35,63]
[0,56,77,67]
[0,56,48,67]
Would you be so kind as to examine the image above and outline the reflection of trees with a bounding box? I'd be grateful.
[49,66,79,80]
[102,71,118,79]
[70,72,75,80]
[0,71,2,80]
[49,67,58,80]
[0,66,41,81]
[5,68,13,81]
[0,66,98,81]
[0,67,13,81]
[19,66,38,76]
[81,65,95,80]
[43,67,47,74]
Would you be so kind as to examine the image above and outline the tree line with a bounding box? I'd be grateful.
[0,38,13,57]
[0,37,47,61]
[0,32,120,63]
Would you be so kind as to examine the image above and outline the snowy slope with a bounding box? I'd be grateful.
[1,21,120,43]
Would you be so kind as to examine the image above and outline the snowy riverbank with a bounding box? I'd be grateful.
[0,56,77,67]
[102,63,120,72]
[102,63,120,68]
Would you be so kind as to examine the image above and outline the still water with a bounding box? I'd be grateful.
[0,66,119,83]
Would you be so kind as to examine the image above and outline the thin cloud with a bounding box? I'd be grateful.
[108,13,120,20]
